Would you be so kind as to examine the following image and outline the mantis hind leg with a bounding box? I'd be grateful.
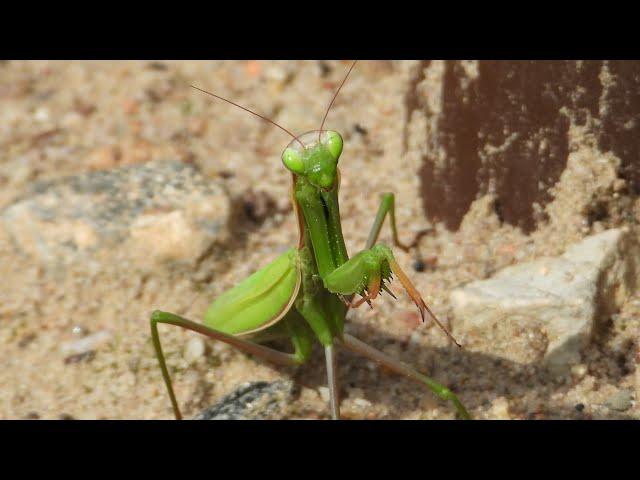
[338,333,471,419]
[150,310,308,420]
[365,192,431,251]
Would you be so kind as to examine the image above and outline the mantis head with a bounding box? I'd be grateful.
[281,130,343,190]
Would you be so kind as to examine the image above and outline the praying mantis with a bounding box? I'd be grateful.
[150,61,471,420]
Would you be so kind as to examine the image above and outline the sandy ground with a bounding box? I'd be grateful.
[0,60,638,420]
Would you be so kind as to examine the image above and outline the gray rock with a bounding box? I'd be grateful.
[1,161,231,270]
[193,381,295,420]
[450,228,640,373]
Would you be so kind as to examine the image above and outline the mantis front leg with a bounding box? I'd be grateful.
[324,245,460,346]
[328,192,459,346]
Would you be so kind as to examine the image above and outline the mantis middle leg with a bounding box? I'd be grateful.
[365,192,432,251]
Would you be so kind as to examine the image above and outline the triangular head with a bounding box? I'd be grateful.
[281,130,343,191]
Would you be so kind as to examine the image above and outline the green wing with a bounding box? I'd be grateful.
[204,248,301,336]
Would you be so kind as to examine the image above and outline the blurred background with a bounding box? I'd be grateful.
[1,60,638,419]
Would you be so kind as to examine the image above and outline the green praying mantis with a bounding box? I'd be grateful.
[150,61,471,420]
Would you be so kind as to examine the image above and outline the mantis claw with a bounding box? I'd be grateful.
[380,283,397,300]
[387,257,461,348]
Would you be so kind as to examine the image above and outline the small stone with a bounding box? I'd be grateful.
[487,396,511,419]
[413,259,426,272]
[352,397,373,409]
[575,403,585,412]
[184,336,206,364]
[571,364,588,380]
[60,330,113,359]
[408,330,424,348]
[34,107,50,122]
[605,389,633,412]
[318,386,330,403]
[72,325,87,335]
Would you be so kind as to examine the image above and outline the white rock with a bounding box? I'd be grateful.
[352,397,373,409]
[450,229,640,373]
[60,330,113,357]
[34,107,50,122]
[487,396,511,419]
[317,386,330,403]
[184,336,206,364]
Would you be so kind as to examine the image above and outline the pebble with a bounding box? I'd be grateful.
[487,396,511,419]
[571,364,588,380]
[60,330,113,358]
[184,336,206,364]
[317,386,330,403]
[605,389,633,412]
[413,259,426,272]
[352,397,373,409]
[34,107,50,122]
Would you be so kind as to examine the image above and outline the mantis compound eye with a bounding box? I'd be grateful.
[282,148,305,174]
[322,131,343,161]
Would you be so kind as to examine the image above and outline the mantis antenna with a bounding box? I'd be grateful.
[191,84,304,149]
[318,60,358,142]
